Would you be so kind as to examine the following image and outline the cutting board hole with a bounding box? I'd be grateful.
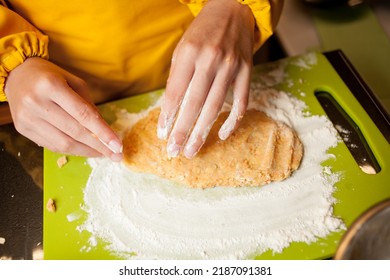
[316,91,381,174]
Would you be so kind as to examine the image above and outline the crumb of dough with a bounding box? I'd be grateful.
[57,156,68,168]
[0,237,5,245]
[123,108,303,188]
[46,198,56,212]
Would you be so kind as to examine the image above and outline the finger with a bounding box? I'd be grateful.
[183,62,236,158]
[166,68,215,158]
[50,80,123,155]
[24,118,103,158]
[218,62,251,141]
[157,47,195,140]
[65,73,93,103]
[39,100,122,161]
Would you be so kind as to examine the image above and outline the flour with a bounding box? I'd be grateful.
[290,52,318,69]
[78,55,345,259]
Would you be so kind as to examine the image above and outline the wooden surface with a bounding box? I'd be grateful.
[0,103,12,125]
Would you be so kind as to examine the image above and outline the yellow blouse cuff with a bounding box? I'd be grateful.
[0,31,49,102]
[179,0,274,52]
[236,0,273,51]
[179,0,207,16]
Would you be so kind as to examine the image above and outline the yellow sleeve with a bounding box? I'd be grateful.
[179,0,207,16]
[0,5,49,102]
[179,0,282,52]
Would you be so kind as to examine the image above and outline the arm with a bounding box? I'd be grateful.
[0,5,122,161]
[158,0,283,159]
[0,4,49,101]
[181,0,283,52]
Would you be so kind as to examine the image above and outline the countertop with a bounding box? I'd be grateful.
[276,0,390,114]
[0,124,43,259]
[276,0,390,56]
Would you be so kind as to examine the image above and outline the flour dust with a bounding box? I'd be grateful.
[78,54,345,259]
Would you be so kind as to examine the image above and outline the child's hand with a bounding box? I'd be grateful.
[5,57,123,161]
[158,0,255,159]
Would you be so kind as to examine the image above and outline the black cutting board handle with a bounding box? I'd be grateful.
[324,50,390,143]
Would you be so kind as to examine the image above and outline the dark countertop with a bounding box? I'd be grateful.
[0,124,43,260]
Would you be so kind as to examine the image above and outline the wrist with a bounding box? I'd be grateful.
[208,0,257,49]
[183,0,257,51]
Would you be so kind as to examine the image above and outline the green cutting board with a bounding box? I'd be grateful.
[43,52,390,260]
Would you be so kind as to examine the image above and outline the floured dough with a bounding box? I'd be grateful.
[123,108,303,188]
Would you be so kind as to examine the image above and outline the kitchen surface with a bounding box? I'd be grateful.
[1,0,390,260]
[277,0,390,115]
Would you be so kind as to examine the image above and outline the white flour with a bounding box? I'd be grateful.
[78,55,345,259]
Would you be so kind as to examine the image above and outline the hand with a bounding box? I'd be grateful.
[5,57,123,161]
[157,0,255,159]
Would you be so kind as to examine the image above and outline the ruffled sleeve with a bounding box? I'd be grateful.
[0,5,49,101]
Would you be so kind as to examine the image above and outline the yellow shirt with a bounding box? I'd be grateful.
[0,0,279,103]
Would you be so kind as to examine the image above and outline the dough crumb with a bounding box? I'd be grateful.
[47,198,56,212]
[57,156,68,168]
[0,237,5,245]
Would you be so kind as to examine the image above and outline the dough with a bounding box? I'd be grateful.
[123,108,303,188]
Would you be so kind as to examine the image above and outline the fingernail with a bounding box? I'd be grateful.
[157,125,168,140]
[218,125,230,140]
[157,110,168,140]
[183,145,198,159]
[110,152,123,162]
[108,139,123,154]
[167,143,180,158]
[183,133,200,159]
[219,115,237,141]
[157,110,176,140]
